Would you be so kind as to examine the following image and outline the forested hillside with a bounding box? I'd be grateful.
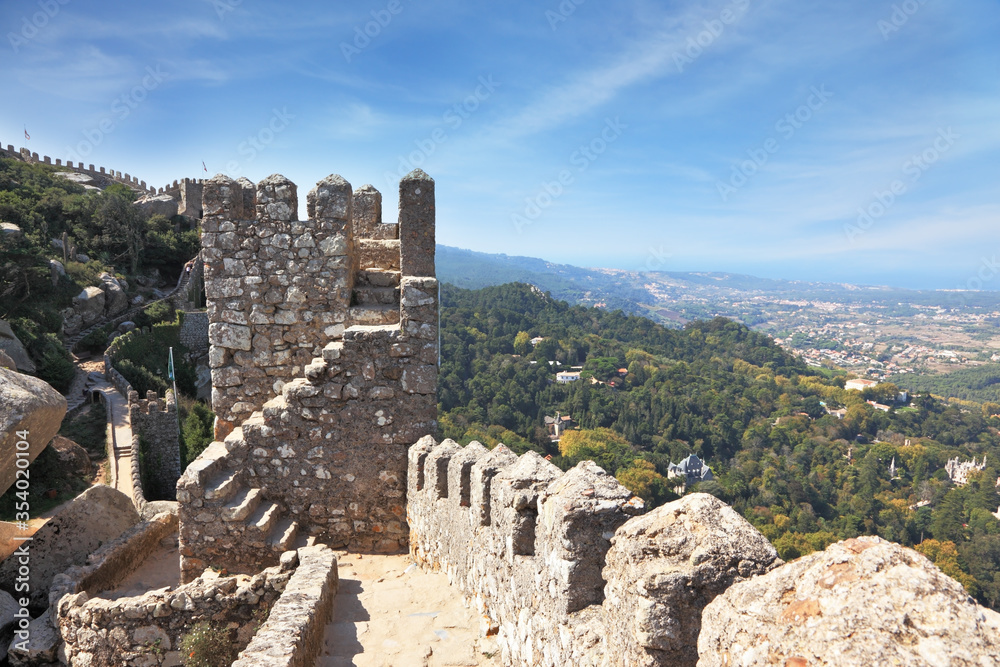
[0,157,198,388]
[439,283,1000,610]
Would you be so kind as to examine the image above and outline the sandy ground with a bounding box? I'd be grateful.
[319,553,501,667]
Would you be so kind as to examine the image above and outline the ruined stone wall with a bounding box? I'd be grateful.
[178,169,437,582]
[57,547,335,667]
[201,173,357,439]
[129,390,181,501]
[407,438,781,667]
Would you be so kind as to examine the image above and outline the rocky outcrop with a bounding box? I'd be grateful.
[0,320,35,373]
[0,485,139,610]
[48,259,65,286]
[134,193,178,218]
[697,536,1000,666]
[47,435,92,478]
[0,223,21,239]
[7,609,60,666]
[0,590,19,663]
[98,272,128,317]
[0,351,16,371]
[0,367,66,497]
[604,493,782,667]
[72,286,105,329]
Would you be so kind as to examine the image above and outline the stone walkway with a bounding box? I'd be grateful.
[319,553,501,667]
[92,380,135,502]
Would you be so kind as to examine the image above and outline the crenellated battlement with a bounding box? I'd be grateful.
[407,437,782,667]
[0,141,210,197]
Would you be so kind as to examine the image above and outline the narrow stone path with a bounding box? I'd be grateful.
[92,380,136,502]
[319,553,500,667]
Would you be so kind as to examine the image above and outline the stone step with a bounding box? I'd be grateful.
[184,441,230,486]
[357,239,400,272]
[349,305,400,326]
[269,516,299,552]
[355,269,401,288]
[352,286,400,306]
[248,500,282,535]
[222,487,262,522]
[203,470,240,503]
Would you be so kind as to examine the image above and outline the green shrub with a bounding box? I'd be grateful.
[79,324,113,354]
[134,301,175,329]
[116,358,168,397]
[179,622,235,667]
[181,401,215,467]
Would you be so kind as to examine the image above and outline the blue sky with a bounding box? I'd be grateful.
[1,0,998,290]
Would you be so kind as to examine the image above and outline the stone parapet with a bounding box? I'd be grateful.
[407,438,782,667]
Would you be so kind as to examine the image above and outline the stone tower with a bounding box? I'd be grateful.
[177,170,437,581]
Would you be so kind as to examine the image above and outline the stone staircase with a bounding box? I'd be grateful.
[183,422,303,562]
[350,238,400,326]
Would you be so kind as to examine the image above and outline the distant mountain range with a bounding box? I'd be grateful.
[436,245,997,318]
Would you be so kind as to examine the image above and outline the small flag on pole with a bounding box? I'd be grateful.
[24,127,30,141]
[167,347,175,382]
[202,160,208,173]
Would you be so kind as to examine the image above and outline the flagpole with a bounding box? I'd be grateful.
[169,347,180,433]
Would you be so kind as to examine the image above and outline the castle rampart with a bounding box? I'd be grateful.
[407,437,782,667]
[128,389,182,501]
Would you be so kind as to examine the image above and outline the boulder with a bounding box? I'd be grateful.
[602,493,781,667]
[75,253,90,263]
[0,485,139,611]
[54,171,95,187]
[118,321,136,333]
[0,351,15,371]
[697,536,1000,666]
[50,237,63,252]
[0,223,21,240]
[0,367,66,497]
[7,608,60,666]
[0,589,19,663]
[47,436,92,478]
[0,320,35,374]
[72,286,105,328]
[48,259,65,287]
[60,308,83,338]
[134,193,178,219]
[98,272,128,317]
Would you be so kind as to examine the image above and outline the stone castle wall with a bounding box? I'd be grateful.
[178,311,209,356]
[128,390,181,501]
[0,142,155,192]
[200,173,358,439]
[407,437,782,667]
[177,169,437,582]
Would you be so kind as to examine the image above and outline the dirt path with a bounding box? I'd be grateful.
[319,553,501,667]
